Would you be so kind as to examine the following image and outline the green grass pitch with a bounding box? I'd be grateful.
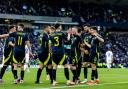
[0,68,128,89]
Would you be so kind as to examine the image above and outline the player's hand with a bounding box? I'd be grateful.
[80,47,85,52]
[29,51,34,58]
[84,50,89,55]
[93,32,99,37]
[84,41,88,45]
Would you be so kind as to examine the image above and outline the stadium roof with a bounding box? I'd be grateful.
[68,0,128,5]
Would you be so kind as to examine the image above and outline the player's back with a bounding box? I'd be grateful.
[71,34,81,50]
[106,51,113,60]
[50,31,67,52]
[25,45,29,56]
[38,32,49,52]
[90,35,101,53]
[10,31,28,50]
[4,37,15,52]
[82,32,92,50]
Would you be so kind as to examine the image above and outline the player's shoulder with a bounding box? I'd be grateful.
[9,32,17,36]
[73,34,80,38]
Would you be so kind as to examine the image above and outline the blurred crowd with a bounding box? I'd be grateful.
[0,0,128,24]
[100,32,128,67]
[0,0,73,16]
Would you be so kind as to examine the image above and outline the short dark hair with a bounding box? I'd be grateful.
[54,24,61,29]
[91,26,97,31]
[18,24,24,28]
[83,23,91,27]
[77,27,82,33]
[9,25,15,30]
[71,26,81,33]
[50,26,56,30]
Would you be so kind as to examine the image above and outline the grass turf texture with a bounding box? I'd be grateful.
[0,68,128,89]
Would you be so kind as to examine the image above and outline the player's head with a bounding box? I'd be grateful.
[8,25,16,33]
[71,26,81,35]
[43,25,51,34]
[67,27,72,34]
[83,23,91,33]
[89,26,98,34]
[17,24,24,31]
[50,26,56,34]
[54,24,62,31]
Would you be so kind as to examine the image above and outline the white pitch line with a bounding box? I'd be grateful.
[35,82,128,89]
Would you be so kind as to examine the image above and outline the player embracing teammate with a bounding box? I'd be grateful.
[0,23,104,86]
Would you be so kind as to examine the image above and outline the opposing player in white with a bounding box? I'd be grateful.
[0,46,4,68]
[105,48,113,69]
[24,45,30,72]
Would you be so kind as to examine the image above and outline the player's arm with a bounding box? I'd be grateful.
[8,37,15,47]
[8,42,15,47]
[0,34,9,38]
[94,33,104,43]
[80,46,89,55]
[67,29,72,41]
[80,36,89,55]
[105,52,108,63]
[80,45,89,55]
[67,32,71,41]
[83,40,91,48]
[48,42,52,54]
[111,52,114,62]
[63,32,70,41]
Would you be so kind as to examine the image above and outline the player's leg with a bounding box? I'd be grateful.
[107,59,111,69]
[64,64,70,84]
[52,64,58,86]
[107,63,109,68]
[24,55,30,72]
[52,53,59,86]
[87,55,99,85]
[35,63,44,84]
[70,64,77,84]
[80,62,89,83]
[95,68,100,84]
[46,66,50,80]
[45,54,53,83]
[18,50,26,83]
[35,53,45,84]
[13,63,18,84]
[19,63,25,83]
[47,64,53,84]
[110,63,112,68]
[11,64,14,78]
[64,57,69,81]
[76,57,82,81]
[0,65,8,83]
[60,54,70,83]
[95,53,100,84]
[24,63,29,72]
[0,60,8,81]
[86,54,97,85]
[0,51,12,82]
[12,53,19,84]
[92,64,96,81]
[70,58,78,84]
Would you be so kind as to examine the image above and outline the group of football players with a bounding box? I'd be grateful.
[0,23,104,86]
